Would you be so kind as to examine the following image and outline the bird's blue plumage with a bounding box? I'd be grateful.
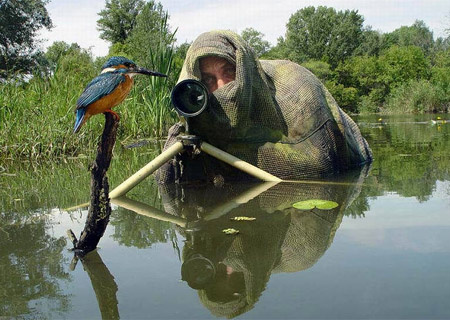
[101,56,135,70]
[76,69,127,109]
[73,108,86,133]
[73,56,166,133]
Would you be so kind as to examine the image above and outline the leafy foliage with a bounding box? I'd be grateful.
[97,0,145,44]
[385,79,444,113]
[45,41,94,77]
[0,0,53,78]
[285,6,364,67]
[354,27,383,57]
[381,20,434,54]
[124,1,173,65]
[301,60,332,82]
[378,45,430,88]
[241,27,271,57]
[172,42,190,76]
[266,7,449,114]
[333,45,431,111]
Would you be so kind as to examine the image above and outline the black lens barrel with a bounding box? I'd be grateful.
[171,79,209,117]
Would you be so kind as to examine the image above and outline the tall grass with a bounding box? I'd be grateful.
[0,27,179,160]
[384,79,448,113]
[0,69,98,160]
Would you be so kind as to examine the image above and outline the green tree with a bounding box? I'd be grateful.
[385,79,443,113]
[430,37,450,62]
[53,47,95,81]
[354,27,383,57]
[431,48,450,101]
[301,59,332,82]
[382,20,434,54]
[241,27,271,57]
[336,45,431,111]
[325,81,359,113]
[97,0,145,44]
[124,1,173,67]
[173,41,190,77]
[378,45,430,88]
[285,6,364,67]
[263,36,289,60]
[44,41,87,73]
[335,55,380,96]
[0,0,53,78]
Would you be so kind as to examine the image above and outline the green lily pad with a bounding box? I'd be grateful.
[292,199,339,210]
[222,228,240,235]
[231,216,256,221]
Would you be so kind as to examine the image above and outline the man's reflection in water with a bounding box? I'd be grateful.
[159,166,369,318]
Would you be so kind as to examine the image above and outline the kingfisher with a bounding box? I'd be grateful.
[73,56,167,133]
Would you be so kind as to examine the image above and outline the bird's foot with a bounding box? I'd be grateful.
[105,109,120,120]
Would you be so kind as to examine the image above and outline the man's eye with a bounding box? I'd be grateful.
[202,76,215,85]
[224,68,236,78]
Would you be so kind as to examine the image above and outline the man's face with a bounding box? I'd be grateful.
[199,56,236,93]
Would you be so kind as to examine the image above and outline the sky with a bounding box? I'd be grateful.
[39,0,450,57]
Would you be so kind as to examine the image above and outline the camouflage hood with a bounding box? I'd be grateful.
[179,30,287,146]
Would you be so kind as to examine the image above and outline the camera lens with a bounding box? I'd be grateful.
[171,79,209,117]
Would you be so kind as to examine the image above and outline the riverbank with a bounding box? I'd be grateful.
[0,67,448,162]
[0,77,447,161]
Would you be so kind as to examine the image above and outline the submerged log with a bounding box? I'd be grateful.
[68,112,119,256]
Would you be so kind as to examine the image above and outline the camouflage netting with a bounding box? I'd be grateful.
[157,30,372,183]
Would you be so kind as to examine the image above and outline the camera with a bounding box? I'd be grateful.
[171,79,209,117]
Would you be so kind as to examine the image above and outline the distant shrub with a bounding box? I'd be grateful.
[431,66,450,103]
[325,80,359,113]
[358,95,380,113]
[302,60,332,82]
[385,79,445,113]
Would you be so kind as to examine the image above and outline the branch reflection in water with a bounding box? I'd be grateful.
[78,250,119,320]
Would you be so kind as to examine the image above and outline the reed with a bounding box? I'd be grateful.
[0,69,97,160]
[0,32,179,161]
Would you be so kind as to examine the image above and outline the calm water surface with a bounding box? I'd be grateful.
[1,114,449,319]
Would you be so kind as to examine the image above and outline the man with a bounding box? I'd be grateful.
[157,30,372,183]
[199,56,236,93]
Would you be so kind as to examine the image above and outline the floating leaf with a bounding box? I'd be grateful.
[231,216,256,221]
[222,228,239,235]
[292,199,339,211]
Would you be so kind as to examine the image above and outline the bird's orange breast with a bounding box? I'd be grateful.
[86,76,134,116]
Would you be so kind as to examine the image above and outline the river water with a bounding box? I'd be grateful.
[1,114,449,319]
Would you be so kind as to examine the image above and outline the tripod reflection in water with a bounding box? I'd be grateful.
[77,167,368,319]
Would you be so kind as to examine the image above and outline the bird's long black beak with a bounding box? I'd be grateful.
[134,67,167,77]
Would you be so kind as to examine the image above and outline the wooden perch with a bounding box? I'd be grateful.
[68,112,119,256]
